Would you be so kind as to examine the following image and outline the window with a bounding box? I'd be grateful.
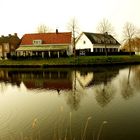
[83,41,86,44]
[33,40,42,45]
[4,44,9,51]
[93,48,97,52]
[95,39,101,43]
[106,39,110,44]
[79,50,85,56]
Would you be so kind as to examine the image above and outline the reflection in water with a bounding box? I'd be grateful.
[94,82,115,107]
[119,66,135,100]
[0,65,140,140]
[0,65,139,108]
[132,66,140,91]
[65,90,82,110]
[76,71,94,88]
[0,69,73,91]
[64,70,89,110]
[0,67,120,110]
[124,66,134,99]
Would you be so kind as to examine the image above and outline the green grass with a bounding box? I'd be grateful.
[0,55,140,67]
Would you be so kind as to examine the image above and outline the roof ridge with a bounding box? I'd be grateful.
[82,32,120,45]
[24,32,72,35]
[83,32,111,35]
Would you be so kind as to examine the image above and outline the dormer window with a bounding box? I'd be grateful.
[33,40,42,45]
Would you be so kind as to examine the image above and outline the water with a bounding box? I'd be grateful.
[0,65,140,140]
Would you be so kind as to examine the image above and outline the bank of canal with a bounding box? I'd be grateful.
[0,55,140,68]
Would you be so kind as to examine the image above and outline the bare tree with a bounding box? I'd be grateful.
[123,22,137,55]
[96,18,115,56]
[37,24,52,33]
[67,18,80,57]
[96,18,114,34]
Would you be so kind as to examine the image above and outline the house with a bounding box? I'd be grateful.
[74,71,94,88]
[0,69,73,92]
[75,32,120,55]
[0,33,21,59]
[16,30,72,58]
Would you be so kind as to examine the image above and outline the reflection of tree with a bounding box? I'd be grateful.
[131,65,140,91]
[65,70,86,110]
[120,66,134,100]
[95,82,115,107]
[66,91,82,110]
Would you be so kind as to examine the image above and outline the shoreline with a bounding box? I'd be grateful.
[0,55,140,68]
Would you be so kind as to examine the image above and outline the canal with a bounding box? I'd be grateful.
[0,65,140,140]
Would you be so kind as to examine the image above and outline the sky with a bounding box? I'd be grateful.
[0,0,140,40]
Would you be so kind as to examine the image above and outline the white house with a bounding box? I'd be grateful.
[75,32,120,55]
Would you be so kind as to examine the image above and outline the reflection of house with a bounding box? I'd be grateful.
[16,30,72,58]
[0,67,120,91]
[0,70,21,86]
[23,71,72,90]
[76,71,94,88]
[73,67,120,89]
[0,70,73,91]
[89,68,119,86]
[75,32,120,55]
[0,33,21,59]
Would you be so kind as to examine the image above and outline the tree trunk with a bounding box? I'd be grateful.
[129,39,132,56]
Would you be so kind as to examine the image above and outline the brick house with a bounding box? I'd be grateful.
[0,33,21,59]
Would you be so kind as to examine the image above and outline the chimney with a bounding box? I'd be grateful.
[104,32,108,35]
[56,29,58,34]
[9,34,12,37]
[14,33,17,36]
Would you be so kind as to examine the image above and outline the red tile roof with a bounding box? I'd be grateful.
[24,80,72,90]
[20,32,72,45]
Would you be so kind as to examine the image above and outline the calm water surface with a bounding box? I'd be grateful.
[0,65,140,140]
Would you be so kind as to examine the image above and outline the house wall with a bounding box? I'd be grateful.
[67,44,73,55]
[10,44,15,51]
[0,45,2,58]
[76,34,93,52]
[3,43,10,52]
[0,43,12,58]
[76,33,120,53]
[3,43,10,58]
[17,44,72,57]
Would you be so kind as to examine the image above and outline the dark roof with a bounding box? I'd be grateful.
[83,32,120,45]
[20,32,72,45]
[0,34,21,47]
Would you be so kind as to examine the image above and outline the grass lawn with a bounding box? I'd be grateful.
[0,55,140,68]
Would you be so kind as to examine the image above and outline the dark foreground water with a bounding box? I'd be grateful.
[0,65,140,140]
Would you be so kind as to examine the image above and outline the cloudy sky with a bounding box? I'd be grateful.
[0,0,140,39]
